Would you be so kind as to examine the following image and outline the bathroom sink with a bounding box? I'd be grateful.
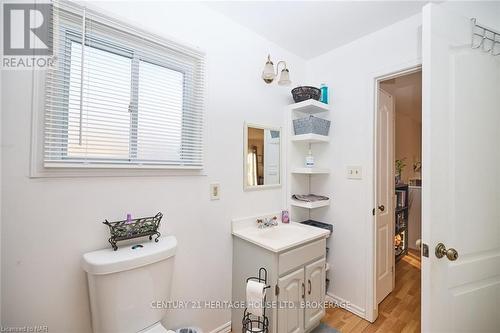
[257,224,306,240]
[232,219,329,252]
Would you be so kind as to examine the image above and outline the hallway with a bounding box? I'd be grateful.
[323,250,421,332]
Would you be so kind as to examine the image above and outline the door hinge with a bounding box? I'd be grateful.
[275,285,280,296]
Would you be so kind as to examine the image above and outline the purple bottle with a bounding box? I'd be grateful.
[281,210,290,224]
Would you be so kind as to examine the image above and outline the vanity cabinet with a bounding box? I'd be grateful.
[304,258,326,328]
[232,234,327,333]
[277,268,304,333]
[277,258,325,333]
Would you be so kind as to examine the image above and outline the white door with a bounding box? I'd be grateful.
[422,4,500,332]
[277,268,304,333]
[304,258,325,329]
[376,88,395,304]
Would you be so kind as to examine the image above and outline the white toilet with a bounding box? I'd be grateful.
[82,236,178,333]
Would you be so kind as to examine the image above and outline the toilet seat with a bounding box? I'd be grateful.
[140,322,175,333]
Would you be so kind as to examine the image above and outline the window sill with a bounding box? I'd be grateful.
[44,162,203,169]
[30,164,206,178]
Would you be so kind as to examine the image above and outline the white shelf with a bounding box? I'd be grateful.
[291,167,330,174]
[290,199,330,209]
[289,99,329,114]
[286,100,332,216]
[291,133,329,143]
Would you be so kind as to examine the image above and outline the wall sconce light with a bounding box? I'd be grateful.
[261,54,291,86]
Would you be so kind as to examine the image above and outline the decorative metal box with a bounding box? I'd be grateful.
[103,212,162,250]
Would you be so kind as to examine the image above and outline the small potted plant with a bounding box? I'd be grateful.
[395,158,406,185]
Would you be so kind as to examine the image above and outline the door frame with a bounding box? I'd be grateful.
[367,62,422,322]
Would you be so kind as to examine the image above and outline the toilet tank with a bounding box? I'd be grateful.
[82,236,177,333]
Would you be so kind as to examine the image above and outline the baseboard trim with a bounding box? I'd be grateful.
[326,292,366,320]
[208,321,231,333]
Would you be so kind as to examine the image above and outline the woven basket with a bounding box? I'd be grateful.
[293,115,331,136]
[291,86,321,103]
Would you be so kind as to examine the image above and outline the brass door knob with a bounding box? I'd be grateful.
[435,243,459,261]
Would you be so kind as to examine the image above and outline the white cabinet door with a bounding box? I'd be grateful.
[304,258,325,329]
[277,268,304,333]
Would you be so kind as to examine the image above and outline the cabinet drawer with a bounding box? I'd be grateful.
[278,239,326,275]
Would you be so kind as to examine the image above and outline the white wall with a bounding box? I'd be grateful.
[395,111,422,183]
[381,72,423,183]
[306,14,423,316]
[0,2,305,332]
[0,57,2,325]
[305,0,500,320]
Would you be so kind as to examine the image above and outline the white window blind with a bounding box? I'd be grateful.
[44,1,205,168]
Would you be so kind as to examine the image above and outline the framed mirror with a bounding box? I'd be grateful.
[244,123,281,190]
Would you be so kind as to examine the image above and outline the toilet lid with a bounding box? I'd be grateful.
[140,322,175,333]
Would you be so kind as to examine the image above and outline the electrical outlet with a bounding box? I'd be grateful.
[347,166,362,179]
[210,183,220,200]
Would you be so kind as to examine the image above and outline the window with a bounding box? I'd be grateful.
[44,3,205,169]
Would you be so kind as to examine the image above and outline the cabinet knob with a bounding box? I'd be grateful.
[308,280,312,295]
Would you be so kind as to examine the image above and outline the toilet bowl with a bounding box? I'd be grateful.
[82,236,178,333]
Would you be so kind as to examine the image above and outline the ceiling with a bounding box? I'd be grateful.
[205,1,430,59]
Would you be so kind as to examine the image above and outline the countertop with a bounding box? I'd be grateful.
[232,214,330,253]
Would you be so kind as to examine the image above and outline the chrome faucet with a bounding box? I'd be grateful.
[257,216,279,228]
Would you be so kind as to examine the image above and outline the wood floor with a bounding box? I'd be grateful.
[322,250,421,333]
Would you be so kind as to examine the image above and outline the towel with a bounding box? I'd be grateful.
[292,194,330,202]
[246,280,266,317]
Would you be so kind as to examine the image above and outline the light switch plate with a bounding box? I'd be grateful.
[210,183,220,200]
[347,166,362,179]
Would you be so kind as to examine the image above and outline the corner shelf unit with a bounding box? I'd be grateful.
[286,100,331,214]
[285,98,332,297]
